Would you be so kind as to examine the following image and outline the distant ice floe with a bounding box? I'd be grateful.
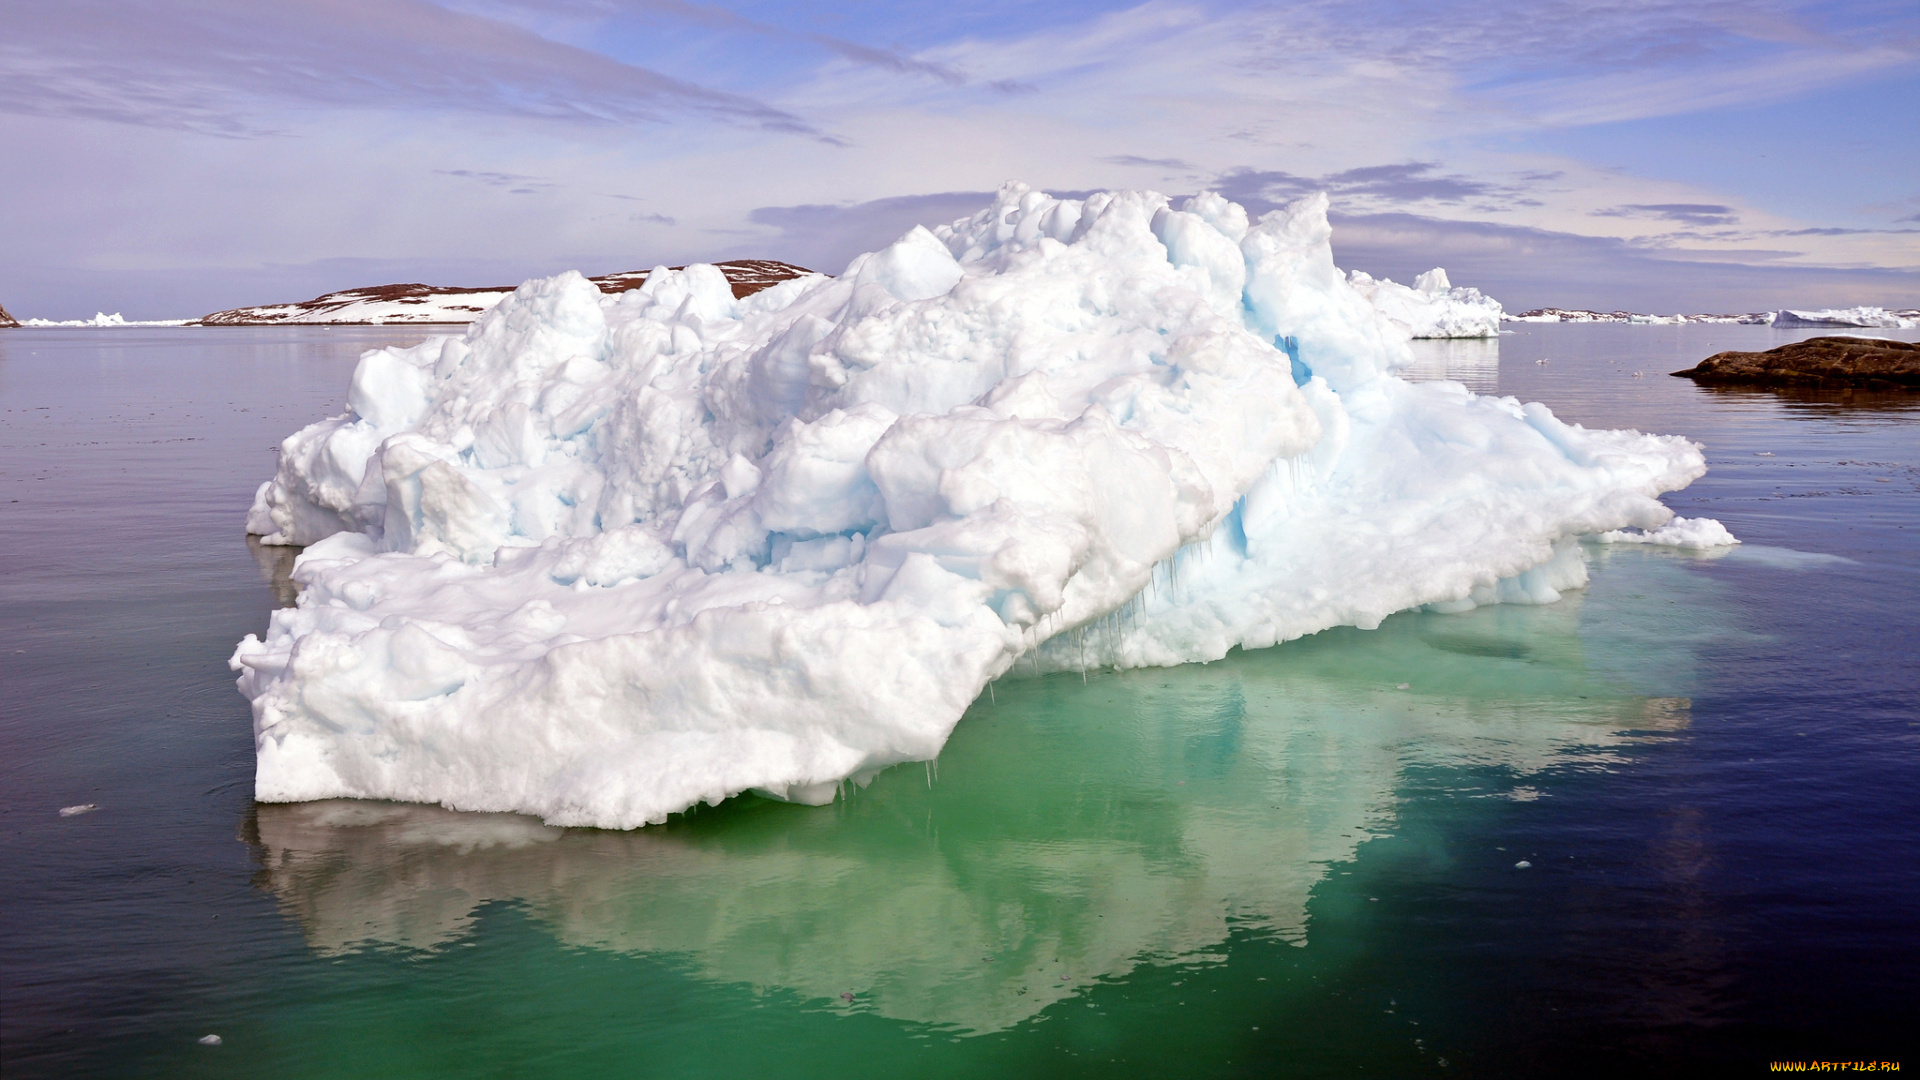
[1771,307,1919,329]
[1348,267,1502,338]
[1504,308,1769,325]
[234,183,1715,828]
[1505,306,1919,327]
[20,313,190,328]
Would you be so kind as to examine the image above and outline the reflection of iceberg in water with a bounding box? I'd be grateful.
[1401,336,1501,393]
[245,535,301,609]
[250,550,1712,1034]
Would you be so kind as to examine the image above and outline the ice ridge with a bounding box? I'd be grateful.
[234,184,1707,827]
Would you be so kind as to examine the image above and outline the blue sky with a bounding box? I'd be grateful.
[1,0,1915,317]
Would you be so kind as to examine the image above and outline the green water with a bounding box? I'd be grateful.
[13,323,1914,1075]
[141,544,1731,1078]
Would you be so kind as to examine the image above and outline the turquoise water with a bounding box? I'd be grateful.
[3,324,1917,1075]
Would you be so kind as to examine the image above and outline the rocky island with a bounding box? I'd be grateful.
[198,259,813,325]
[1672,336,1920,389]
[0,300,18,328]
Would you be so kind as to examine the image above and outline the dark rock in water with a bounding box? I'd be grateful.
[0,300,18,328]
[1671,336,1920,389]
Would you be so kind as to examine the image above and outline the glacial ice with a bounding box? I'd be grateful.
[234,184,1711,828]
[1772,307,1918,329]
[1595,516,1739,549]
[1347,267,1502,338]
[18,312,191,328]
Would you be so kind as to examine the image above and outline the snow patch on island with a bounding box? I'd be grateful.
[234,184,1708,828]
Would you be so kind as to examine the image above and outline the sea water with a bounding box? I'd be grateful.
[2,323,1916,1075]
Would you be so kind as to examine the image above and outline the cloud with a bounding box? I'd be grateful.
[1214,163,1544,212]
[1102,155,1194,170]
[1771,226,1920,236]
[737,185,1920,312]
[1594,203,1741,226]
[1327,210,1920,312]
[437,169,556,194]
[0,0,821,138]
[739,191,999,273]
[459,0,975,85]
[6,0,1916,317]
[621,0,970,85]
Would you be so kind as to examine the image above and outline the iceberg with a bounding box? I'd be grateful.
[1771,307,1918,329]
[1347,267,1502,338]
[234,184,1709,828]
[17,312,192,328]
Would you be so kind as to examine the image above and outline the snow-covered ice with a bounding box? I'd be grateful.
[1594,516,1740,550]
[234,184,1714,828]
[1504,308,1773,325]
[1772,307,1918,329]
[1347,268,1502,338]
[19,312,191,328]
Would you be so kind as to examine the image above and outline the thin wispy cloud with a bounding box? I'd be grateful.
[2,0,1915,318]
[438,169,557,194]
[453,0,976,84]
[1595,204,1741,226]
[0,0,822,138]
[1215,163,1545,212]
[1102,155,1194,170]
[1772,226,1920,236]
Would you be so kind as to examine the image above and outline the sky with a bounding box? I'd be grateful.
[2,0,1917,318]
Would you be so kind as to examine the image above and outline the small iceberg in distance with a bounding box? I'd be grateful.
[17,312,192,328]
[1772,307,1918,329]
[233,183,1708,828]
[1348,267,1503,338]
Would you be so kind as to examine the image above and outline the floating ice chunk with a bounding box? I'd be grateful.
[59,803,98,817]
[1349,267,1504,339]
[1595,516,1739,549]
[1514,860,1531,869]
[18,312,191,327]
[1772,307,1917,329]
[234,183,1707,828]
[198,1035,223,1046]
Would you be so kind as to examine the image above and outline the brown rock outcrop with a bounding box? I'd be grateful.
[0,300,18,328]
[1671,336,1920,389]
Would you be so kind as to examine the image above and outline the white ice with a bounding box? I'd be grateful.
[1595,516,1740,550]
[1347,267,1502,338]
[234,184,1712,828]
[1772,307,1919,329]
[19,312,191,327]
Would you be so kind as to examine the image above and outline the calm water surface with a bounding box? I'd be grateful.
[2,324,1917,1076]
